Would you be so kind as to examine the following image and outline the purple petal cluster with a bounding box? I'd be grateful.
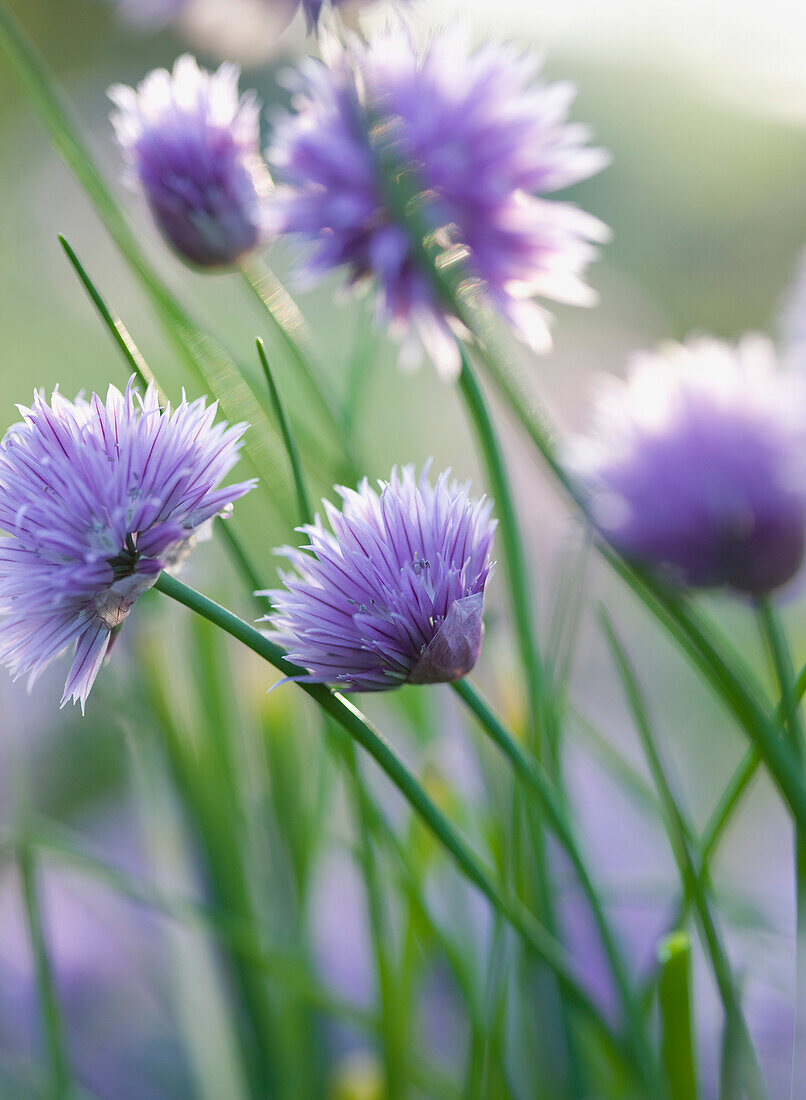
[268,28,609,379]
[574,336,806,594]
[266,465,496,690]
[0,381,255,710]
[109,55,272,268]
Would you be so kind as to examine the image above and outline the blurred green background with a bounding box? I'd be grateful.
[1,0,806,1096]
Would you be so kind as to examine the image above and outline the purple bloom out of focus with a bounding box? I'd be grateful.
[0,381,254,710]
[109,55,272,268]
[268,28,609,379]
[266,465,496,690]
[573,335,806,594]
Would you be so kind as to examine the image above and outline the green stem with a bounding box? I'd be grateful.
[657,932,698,1100]
[456,352,585,1086]
[239,259,351,461]
[341,740,405,1100]
[326,743,499,1072]
[700,746,760,864]
[18,841,71,1099]
[755,599,806,1090]
[601,613,767,1100]
[255,339,314,528]
[456,353,546,756]
[58,235,160,397]
[255,324,408,1085]
[453,677,655,1087]
[642,660,806,1003]
[152,572,633,1077]
[604,553,806,837]
[756,600,805,757]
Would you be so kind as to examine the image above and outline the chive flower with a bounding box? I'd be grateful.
[266,465,496,690]
[0,381,255,710]
[109,55,272,268]
[574,335,806,594]
[268,28,609,379]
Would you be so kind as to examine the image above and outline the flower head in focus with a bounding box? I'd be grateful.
[573,335,806,594]
[0,381,255,710]
[268,28,609,379]
[266,464,496,690]
[109,55,272,268]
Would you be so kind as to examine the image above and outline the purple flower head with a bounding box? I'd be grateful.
[0,381,255,711]
[266,464,496,690]
[109,55,272,268]
[573,335,806,594]
[267,27,609,379]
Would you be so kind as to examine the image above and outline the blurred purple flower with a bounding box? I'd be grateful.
[109,55,272,268]
[266,464,496,690]
[0,381,254,711]
[573,335,806,593]
[268,28,609,379]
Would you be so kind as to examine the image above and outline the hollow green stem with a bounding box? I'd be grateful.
[152,572,633,1077]
[657,932,698,1100]
[18,841,71,1099]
